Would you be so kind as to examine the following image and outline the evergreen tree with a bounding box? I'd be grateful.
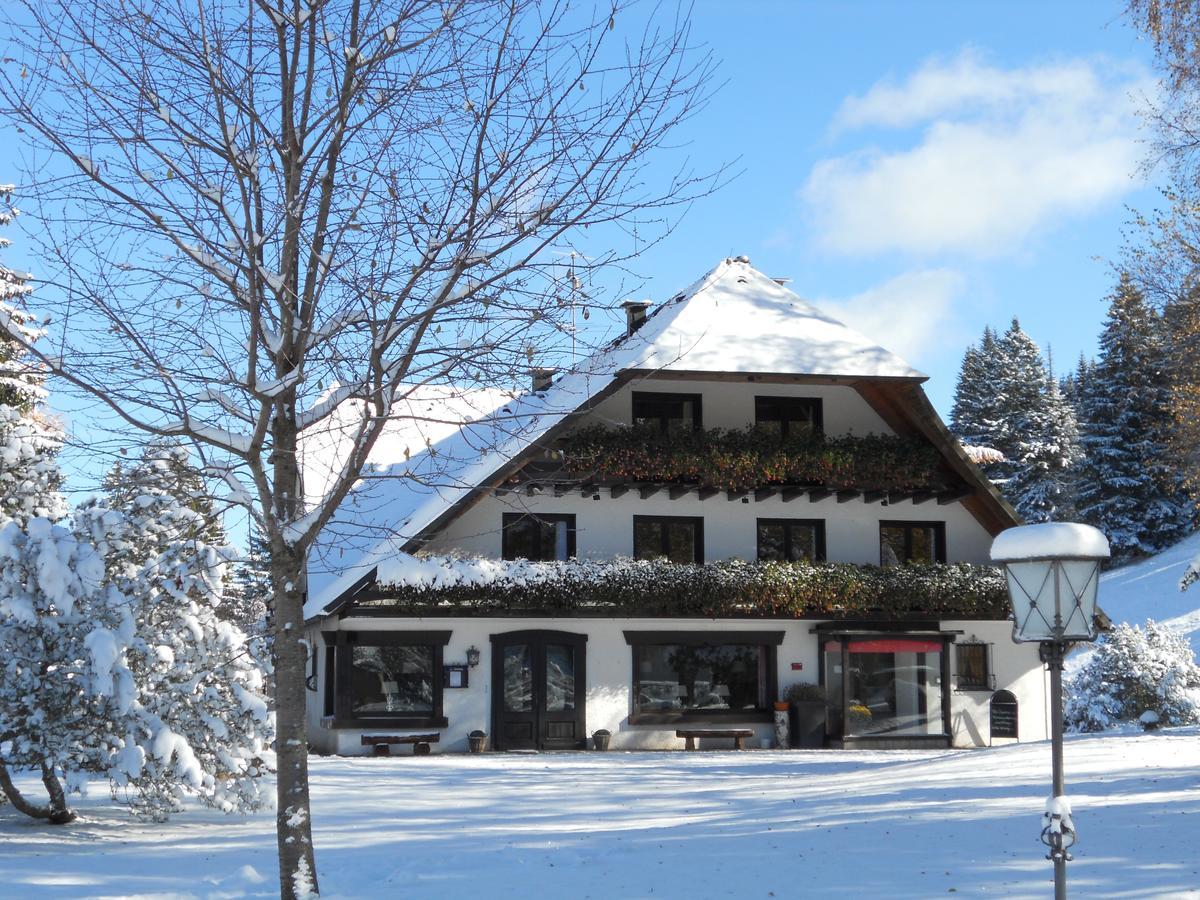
[0,185,64,523]
[229,526,272,631]
[950,326,1002,453]
[77,496,271,821]
[992,318,1082,522]
[0,515,125,824]
[1075,275,1192,559]
[1060,352,1095,417]
[1163,285,1200,504]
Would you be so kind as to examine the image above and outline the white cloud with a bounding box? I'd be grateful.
[814,269,966,365]
[804,50,1152,257]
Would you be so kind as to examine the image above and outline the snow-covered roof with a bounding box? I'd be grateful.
[304,257,926,619]
[991,523,1111,562]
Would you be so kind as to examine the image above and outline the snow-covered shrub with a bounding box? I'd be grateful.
[1065,620,1200,731]
[78,498,273,821]
[0,516,129,822]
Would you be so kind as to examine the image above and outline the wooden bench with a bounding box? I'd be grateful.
[361,733,441,756]
[675,728,755,751]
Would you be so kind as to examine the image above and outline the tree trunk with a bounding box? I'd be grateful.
[0,761,76,824]
[271,548,319,897]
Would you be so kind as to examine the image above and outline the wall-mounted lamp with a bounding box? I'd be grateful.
[466,645,481,668]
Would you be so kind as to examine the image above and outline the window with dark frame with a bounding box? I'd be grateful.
[756,518,826,562]
[330,631,451,728]
[633,516,703,564]
[754,395,823,438]
[624,631,783,723]
[502,513,577,561]
[879,521,946,565]
[955,643,991,691]
[632,391,702,433]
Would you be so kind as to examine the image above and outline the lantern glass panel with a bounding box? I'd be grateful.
[1005,559,1101,643]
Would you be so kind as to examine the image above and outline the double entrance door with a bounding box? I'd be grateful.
[490,630,587,751]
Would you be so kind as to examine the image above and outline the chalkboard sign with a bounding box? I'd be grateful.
[990,690,1018,739]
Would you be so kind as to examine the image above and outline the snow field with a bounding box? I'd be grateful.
[2,728,1199,899]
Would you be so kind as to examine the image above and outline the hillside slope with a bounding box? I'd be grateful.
[1097,529,1200,650]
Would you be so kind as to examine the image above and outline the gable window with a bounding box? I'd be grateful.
[757,518,826,562]
[502,513,576,561]
[625,631,782,723]
[755,396,823,438]
[633,515,703,564]
[632,391,702,433]
[329,631,451,728]
[880,521,946,566]
[955,642,991,691]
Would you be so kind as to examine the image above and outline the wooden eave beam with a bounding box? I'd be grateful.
[610,484,629,499]
[781,487,805,502]
[836,490,859,503]
[852,379,1020,535]
[727,489,748,502]
[754,488,777,502]
[669,485,691,500]
[863,490,885,504]
[639,484,662,500]
[808,489,832,502]
[697,486,720,501]
[937,488,973,505]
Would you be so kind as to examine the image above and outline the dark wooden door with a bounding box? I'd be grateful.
[491,630,587,751]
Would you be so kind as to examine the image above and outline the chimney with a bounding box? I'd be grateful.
[531,367,557,393]
[620,299,652,336]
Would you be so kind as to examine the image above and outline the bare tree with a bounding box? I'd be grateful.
[0,1,716,895]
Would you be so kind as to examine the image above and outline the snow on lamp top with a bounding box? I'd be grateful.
[990,523,1110,563]
[990,524,1109,643]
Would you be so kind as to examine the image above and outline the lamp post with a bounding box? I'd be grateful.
[991,522,1109,900]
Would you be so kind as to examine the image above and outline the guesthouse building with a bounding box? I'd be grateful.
[302,257,1046,754]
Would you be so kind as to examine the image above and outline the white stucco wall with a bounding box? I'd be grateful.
[428,488,994,565]
[423,377,996,565]
[306,615,1047,755]
[585,378,893,435]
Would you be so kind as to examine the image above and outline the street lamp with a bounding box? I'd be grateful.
[991,522,1109,900]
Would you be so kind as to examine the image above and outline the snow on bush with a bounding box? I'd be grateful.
[78,496,273,821]
[0,516,127,802]
[1065,620,1200,732]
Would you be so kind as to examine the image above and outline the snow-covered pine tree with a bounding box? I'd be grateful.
[992,318,1082,522]
[950,326,1003,460]
[1075,275,1192,560]
[1059,352,1095,417]
[0,185,64,523]
[0,516,126,824]
[83,479,272,820]
[0,186,96,822]
[229,526,271,631]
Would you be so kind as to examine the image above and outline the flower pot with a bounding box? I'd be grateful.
[468,730,488,753]
[788,700,827,749]
[592,730,612,751]
[773,700,790,712]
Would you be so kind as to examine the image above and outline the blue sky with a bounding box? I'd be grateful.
[0,0,1161,493]
[620,0,1158,414]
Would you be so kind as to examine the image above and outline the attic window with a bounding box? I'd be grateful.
[632,391,702,433]
[755,396,823,438]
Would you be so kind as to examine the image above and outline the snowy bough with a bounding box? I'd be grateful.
[0,1,717,893]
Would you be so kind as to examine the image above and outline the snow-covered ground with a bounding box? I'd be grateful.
[3,730,1199,899]
[1098,530,1200,651]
